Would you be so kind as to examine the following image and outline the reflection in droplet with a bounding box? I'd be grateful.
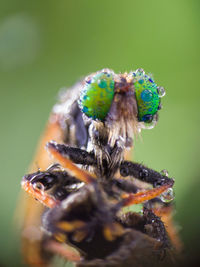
[136,68,144,76]
[141,118,157,130]
[160,188,175,203]
[33,182,44,192]
[0,13,41,70]
[157,86,166,97]
[139,113,158,130]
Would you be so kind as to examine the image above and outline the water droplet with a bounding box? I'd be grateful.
[86,78,91,84]
[157,86,166,97]
[160,169,169,177]
[136,68,144,75]
[132,72,136,77]
[140,114,158,130]
[160,188,175,203]
[98,78,107,88]
[33,182,44,191]
[142,120,157,130]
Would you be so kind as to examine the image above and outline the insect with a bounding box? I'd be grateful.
[20,68,180,266]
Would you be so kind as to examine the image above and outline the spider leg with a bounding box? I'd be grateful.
[47,141,96,184]
[120,161,174,187]
[143,207,171,249]
[114,165,174,207]
[120,182,172,207]
[152,203,183,252]
[102,184,172,244]
[110,178,138,193]
[46,141,96,166]
[119,161,179,250]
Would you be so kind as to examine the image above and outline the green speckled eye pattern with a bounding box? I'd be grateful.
[133,70,160,122]
[79,72,115,121]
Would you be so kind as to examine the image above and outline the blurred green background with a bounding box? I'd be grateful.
[0,0,200,266]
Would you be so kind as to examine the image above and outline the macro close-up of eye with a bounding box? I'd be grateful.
[133,69,165,123]
[79,71,115,121]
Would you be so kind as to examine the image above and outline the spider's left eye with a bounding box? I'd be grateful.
[132,69,165,123]
[79,71,115,121]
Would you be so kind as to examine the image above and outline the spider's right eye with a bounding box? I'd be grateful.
[79,71,115,121]
[132,69,165,123]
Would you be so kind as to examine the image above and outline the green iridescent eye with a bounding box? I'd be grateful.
[79,71,115,121]
[133,69,165,122]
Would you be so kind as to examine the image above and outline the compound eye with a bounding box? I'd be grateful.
[132,69,165,123]
[79,71,115,121]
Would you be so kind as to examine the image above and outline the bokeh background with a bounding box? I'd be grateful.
[0,0,200,266]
